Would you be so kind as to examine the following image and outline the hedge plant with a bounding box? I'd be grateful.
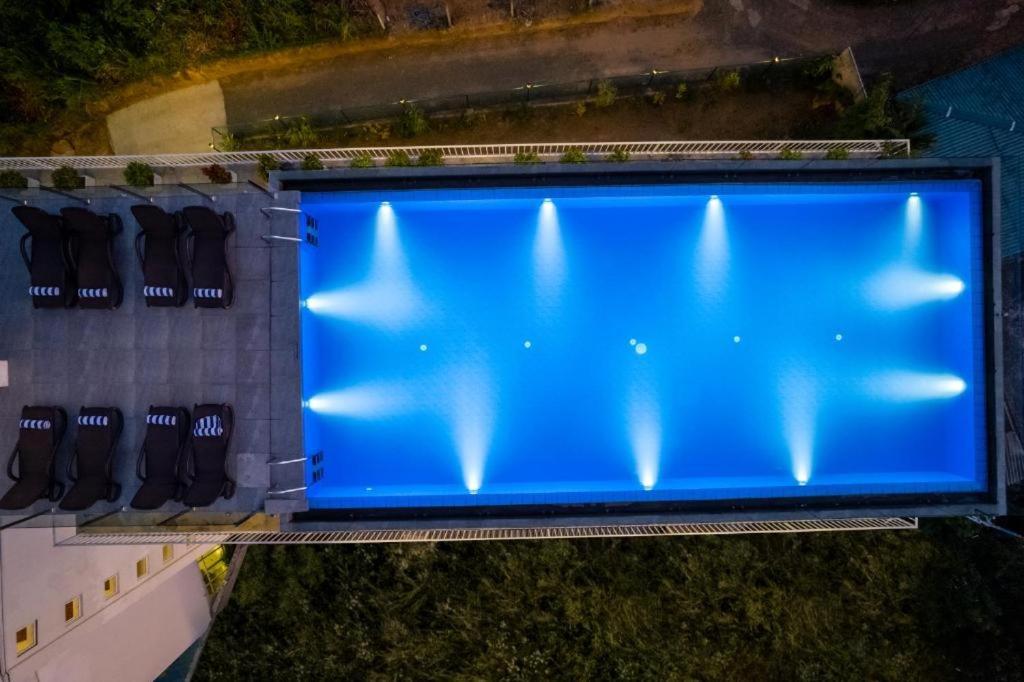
[417,149,443,166]
[202,164,233,184]
[300,154,324,171]
[385,150,412,167]
[560,148,587,164]
[0,170,28,188]
[257,154,280,181]
[350,154,375,168]
[124,161,155,187]
[51,165,83,190]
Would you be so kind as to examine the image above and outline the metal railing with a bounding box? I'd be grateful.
[0,139,907,172]
[57,517,918,545]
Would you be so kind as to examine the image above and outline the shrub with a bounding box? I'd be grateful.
[350,154,375,168]
[300,154,324,171]
[594,80,616,108]
[51,165,83,190]
[560,148,587,164]
[256,154,280,181]
[574,101,587,117]
[385,150,412,167]
[0,170,28,188]
[124,161,155,187]
[715,70,741,93]
[881,140,909,158]
[417,149,443,166]
[514,151,541,164]
[778,148,803,160]
[675,82,689,100]
[648,90,666,106]
[285,117,319,148]
[605,149,630,162]
[215,132,239,152]
[396,103,428,138]
[202,164,233,184]
[362,122,391,142]
[825,146,850,160]
[737,150,754,161]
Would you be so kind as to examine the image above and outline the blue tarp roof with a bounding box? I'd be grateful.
[900,45,1024,256]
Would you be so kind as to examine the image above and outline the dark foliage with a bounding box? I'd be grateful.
[195,519,1024,681]
[256,153,280,181]
[50,165,83,190]
[0,169,27,188]
[0,2,370,153]
[201,164,233,184]
[300,153,324,171]
[123,160,154,186]
[835,74,934,151]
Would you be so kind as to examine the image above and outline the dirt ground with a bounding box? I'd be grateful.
[234,87,826,151]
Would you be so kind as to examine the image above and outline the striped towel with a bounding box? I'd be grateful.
[78,288,109,299]
[143,286,175,298]
[29,286,60,297]
[193,288,223,300]
[20,419,52,430]
[146,413,177,426]
[193,415,224,438]
[78,414,109,427]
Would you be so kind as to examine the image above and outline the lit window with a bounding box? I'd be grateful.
[136,557,149,579]
[197,546,229,596]
[163,545,174,564]
[15,622,36,655]
[64,596,81,623]
[103,574,119,599]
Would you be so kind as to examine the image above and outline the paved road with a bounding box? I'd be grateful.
[220,0,1024,126]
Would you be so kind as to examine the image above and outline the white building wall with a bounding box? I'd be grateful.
[0,526,213,682]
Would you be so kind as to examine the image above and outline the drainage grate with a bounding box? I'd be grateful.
[58,517,917,545]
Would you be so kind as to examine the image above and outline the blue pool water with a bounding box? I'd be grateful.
[299,180,989,510]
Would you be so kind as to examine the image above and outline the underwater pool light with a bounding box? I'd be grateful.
[634,342,648,356]
[865,371,967,401]
[865,266,964,310]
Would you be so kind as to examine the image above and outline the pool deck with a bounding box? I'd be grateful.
[0,185,304,519]
[0,157,1010,535]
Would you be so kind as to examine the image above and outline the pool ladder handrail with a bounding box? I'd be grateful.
[261,206,309,244]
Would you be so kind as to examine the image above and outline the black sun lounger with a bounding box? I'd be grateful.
[182,206,235,309]
[0,406,67,509]
[59,407,124,511]
[130,406,190,510]
[131,204,188,307]
[61,207,124,309]
[12,206,76,308]
[181,403,235,507]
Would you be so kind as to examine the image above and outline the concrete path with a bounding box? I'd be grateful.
[107,0,1024,152]
[106,81,227,155]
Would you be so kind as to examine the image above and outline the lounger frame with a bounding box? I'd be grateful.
[66,407,124,504]
[5,407,68,503]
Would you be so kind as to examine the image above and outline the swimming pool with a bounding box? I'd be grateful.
[297,169,997,513]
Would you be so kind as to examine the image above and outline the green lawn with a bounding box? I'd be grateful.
[195,519,1024,680]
